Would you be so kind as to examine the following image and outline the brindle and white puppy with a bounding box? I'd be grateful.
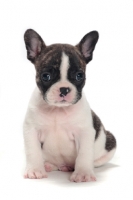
[23,29,116,182]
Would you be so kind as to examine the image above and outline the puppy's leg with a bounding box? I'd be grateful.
[23,127,47,179]
[70,129,96,183]
[94,131,117,167]
[94,148,116,167]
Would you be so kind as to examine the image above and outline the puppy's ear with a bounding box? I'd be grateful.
[24,29,46,63]
[76,31,99,63]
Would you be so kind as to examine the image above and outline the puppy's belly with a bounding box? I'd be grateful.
[41,128,77,168]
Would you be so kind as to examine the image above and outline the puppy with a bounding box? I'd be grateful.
[23,29,116,182]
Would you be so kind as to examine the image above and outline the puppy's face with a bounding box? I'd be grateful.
[24,29,99,107]
[35,44,86,107]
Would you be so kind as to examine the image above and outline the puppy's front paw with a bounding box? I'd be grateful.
[70,170,96,183]
[24,167,47,179]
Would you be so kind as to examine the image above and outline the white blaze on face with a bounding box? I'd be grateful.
[45,51,78,107]
[60,52,69,81]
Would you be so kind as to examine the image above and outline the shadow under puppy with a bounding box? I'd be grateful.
[23,29,116,182]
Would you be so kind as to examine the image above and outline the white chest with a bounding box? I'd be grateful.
[37,107,81,167]
[26,91,92,168]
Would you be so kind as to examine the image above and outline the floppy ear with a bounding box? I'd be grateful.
[24,29,46,63]
[76,31,99,63]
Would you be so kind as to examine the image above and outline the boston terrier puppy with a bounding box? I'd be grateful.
[23,29,116,182]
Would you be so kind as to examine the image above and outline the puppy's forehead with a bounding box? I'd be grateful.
[60,52,69,81]
[35,44,86,71]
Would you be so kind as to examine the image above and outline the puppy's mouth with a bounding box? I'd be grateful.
[43,92,81,106]
[60,99,67,103]
[56,99,68,104]
[54,100,72,107]
[55,97,79,106]
[43,95,70,106]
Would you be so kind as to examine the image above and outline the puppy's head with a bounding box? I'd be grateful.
[24,29,99,107]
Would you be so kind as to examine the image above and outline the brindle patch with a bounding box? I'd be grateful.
[41,142,43,149]
[105,131,117,151]
[91,110,117,150]
[91,110,102,140]
[35,44,86,71]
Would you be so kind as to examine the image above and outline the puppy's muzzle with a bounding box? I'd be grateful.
[60,87,71,97]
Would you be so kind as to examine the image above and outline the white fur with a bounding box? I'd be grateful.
[23,53,116,182]
[60,52,69,81]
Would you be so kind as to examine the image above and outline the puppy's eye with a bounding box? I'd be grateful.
[41,72,51,82]
[76,72,84,81]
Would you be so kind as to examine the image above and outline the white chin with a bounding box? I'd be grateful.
[56,102,72,107]
[49,101,72,107]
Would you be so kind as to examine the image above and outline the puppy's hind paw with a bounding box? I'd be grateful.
[44,162,58,172]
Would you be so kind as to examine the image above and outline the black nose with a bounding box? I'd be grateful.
[60,87,70,97]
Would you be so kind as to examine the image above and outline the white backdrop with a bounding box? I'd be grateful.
[0,0,133,199]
